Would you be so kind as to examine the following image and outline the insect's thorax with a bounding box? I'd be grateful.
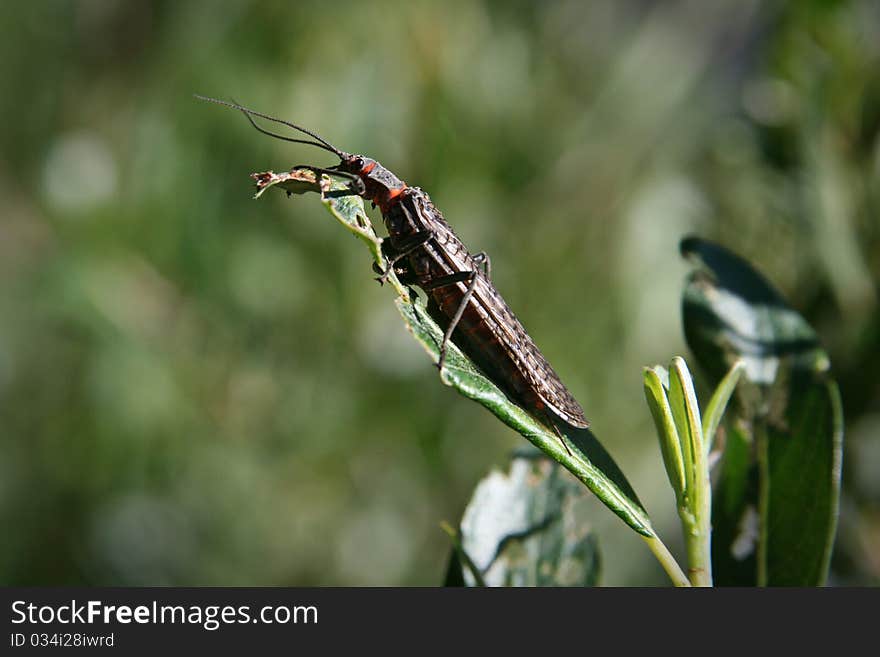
[383,188,469,267]
[363,161,405,197]
[339,156,407,213]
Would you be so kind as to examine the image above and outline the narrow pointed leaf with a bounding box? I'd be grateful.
[667,362,696,497]
[702,360,745,453]
[398,298,650,535]
[643,366,686,498]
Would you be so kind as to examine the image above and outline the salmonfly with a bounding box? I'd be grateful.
[197,96,589,454]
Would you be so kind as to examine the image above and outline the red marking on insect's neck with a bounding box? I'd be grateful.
[362,161,376,174]
[373,184,407,213]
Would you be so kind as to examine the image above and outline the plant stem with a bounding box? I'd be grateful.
[683,387,712,586]
[681,507,712,586]
[642,535,691,587]
[756,419,769,587]
[689,428,713,587]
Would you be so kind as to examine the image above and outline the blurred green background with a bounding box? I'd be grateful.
[1,0,877,586]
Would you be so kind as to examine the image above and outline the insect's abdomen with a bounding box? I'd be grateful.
[431,275,588,429]
[383,189,589,430]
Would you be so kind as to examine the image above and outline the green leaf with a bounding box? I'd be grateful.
[668,358,701,499]
[643,366,686,500]
[397,297,651,535]
[702,359,745,454]
[254,168,654,539]
[680,236,843,586]
[445,450,601,587]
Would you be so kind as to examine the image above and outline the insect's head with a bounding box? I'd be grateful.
[196,96,393,196]
[336,154,377,177]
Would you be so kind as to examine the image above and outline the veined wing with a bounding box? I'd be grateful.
[415,197,588,428]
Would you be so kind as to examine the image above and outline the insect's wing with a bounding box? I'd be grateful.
[473,276,589,429]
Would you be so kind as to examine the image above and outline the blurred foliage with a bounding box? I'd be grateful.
[0,0,877,585]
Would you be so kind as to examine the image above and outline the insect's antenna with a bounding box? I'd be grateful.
[194,95,345,157]
[234,106,336,153]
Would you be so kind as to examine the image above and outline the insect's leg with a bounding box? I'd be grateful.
[472,251,491,279]
[421,270,479,372]
[372,239,398,277]
[371,242,420,294]
[419,271,473,290]
[374,230,434,285]
[421,250,492,366]
[549,420,574,458]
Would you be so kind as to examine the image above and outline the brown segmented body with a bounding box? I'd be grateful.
[376,183,589,430]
